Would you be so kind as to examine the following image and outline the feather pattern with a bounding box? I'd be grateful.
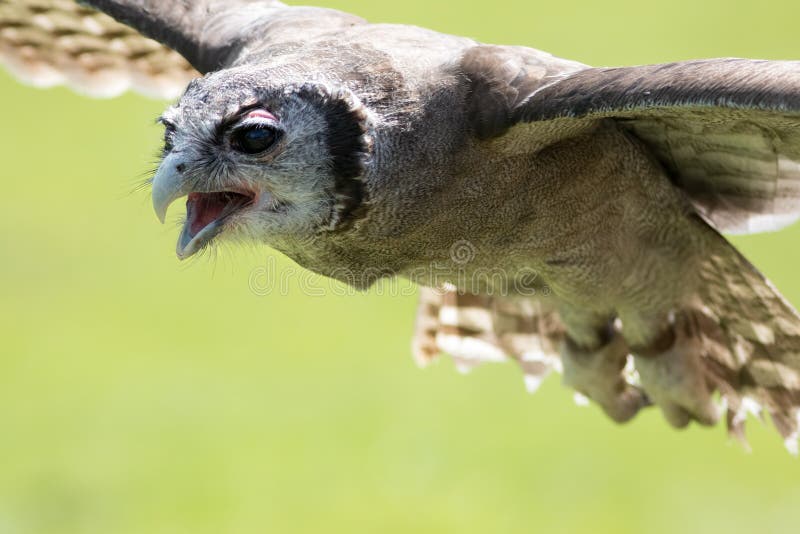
[693,224,800,450]
[0,0,197,98]
[515,58,800,234]
[413,287,564,393]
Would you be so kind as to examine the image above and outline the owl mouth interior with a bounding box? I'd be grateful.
[177,191,254,259]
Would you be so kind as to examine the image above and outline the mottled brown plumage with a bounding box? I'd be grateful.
[4,0,800,450]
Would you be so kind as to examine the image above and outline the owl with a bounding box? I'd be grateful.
[3,0,800,450]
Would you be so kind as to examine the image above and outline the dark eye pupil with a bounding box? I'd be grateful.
[236,126,278,154]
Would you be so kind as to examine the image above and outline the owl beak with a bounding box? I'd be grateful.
[152,153,192,224]
[151,153,255,260]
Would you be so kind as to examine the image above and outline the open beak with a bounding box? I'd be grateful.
[152,154,253,259]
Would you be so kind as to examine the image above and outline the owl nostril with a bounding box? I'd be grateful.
[175,163,186,173]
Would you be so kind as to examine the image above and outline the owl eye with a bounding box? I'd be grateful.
[233,124,280,154]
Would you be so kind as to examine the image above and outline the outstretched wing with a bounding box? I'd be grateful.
[0,0,203,97]
[462,50,800,234]
[412,287,565,393]
[0,0,362,98]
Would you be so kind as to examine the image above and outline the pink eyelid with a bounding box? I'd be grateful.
[245,109,278,121]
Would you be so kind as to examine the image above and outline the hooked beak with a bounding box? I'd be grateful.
[152,153,192,224]
[151,153,254,260]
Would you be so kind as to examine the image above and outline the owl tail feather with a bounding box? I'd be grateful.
[411,287,565,391]
[694,226,800,452]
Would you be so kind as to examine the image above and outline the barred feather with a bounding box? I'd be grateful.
[413,287,564,393]
[695,227,800,451]
[0,0,197,98]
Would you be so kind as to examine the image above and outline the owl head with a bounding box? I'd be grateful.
[151,66,372,260]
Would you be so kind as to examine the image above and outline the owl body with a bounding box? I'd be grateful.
[4,0,800,447]
[384,122,705,338]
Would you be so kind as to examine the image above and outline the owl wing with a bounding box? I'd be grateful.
[461,48,800,447]
[413,287,565,393]
[0,0,206,98]
[0,0,362,98]
[462,49,800,234]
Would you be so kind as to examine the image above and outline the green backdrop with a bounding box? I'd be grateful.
[1,1,800,533]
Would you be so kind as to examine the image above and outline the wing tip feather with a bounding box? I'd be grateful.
[0,50,191,99]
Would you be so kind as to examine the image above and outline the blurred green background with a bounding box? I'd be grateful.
[2,1,800,533]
